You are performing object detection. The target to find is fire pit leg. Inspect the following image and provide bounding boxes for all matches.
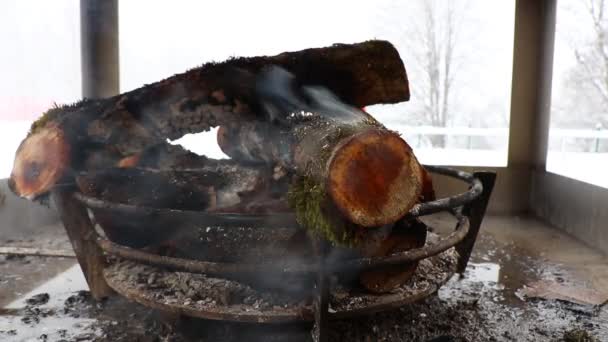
[456,171,496,273]
[312,239,329,342]
[52,188,113,300]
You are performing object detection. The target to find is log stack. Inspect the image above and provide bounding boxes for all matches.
[9,40,434,293]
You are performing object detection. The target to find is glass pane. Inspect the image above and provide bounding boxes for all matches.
[120,0,514,166]
[0,1,81,178]
[548,1,608,187]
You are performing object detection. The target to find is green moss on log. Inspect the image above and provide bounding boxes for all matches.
[29,100,90,136]
[29,108,57,136]
[287,118,388,245]
[287,175,361,246]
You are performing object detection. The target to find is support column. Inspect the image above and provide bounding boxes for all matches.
[508,0,556,171]
[431,1,556,215]
[80,0,119,98]
[527,1,608,254]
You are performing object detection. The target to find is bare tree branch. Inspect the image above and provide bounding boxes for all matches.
[559,0,608,128]
[416,0,461,146]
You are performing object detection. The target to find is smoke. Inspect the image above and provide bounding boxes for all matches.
[255,66,368,126]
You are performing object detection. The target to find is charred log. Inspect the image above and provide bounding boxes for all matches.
[10,40,409,199]
[76,162,283,212]
[76,163,289,248]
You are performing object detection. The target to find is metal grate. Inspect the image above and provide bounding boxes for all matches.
[73,166,496,341]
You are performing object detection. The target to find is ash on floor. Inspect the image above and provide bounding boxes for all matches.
[1,216,607,341]
[102,240,457,319]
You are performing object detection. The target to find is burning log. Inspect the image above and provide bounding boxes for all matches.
[7,37,443,299]
[213,65,430,245]
[10,37,429,282]
[217,66,426,246]
[10,40,409,200]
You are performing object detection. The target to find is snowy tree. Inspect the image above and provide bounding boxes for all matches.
[554,0,608,129]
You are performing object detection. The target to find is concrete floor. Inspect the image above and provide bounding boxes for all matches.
[427,214,608,299]
[0,215,607,341]
[0,223,74,308]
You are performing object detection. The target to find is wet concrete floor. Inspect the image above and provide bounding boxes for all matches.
[0,215,607,341]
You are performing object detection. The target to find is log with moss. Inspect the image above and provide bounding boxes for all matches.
[212,66,427,246]
[215,69,436,246]
[9,40,409,200]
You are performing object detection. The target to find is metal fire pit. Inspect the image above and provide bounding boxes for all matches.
[66,166,495,342]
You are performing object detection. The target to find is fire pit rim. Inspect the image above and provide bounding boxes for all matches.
[95,213,466,276]
[73,165,482,223]
[79,166,479,277]
[101,244,459,323]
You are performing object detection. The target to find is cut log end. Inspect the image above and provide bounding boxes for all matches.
[327,129,422,227]
[9,125,70,199]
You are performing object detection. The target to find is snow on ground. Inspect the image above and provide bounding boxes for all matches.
[547,151,608,188]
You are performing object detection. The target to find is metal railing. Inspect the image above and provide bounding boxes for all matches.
[391,125,608,152]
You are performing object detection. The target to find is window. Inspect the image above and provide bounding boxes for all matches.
[0,1,81,177]
[120,0,515,166]
[548,1,608,188]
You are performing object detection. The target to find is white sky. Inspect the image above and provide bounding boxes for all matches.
[119,0,372,92]
[0,1,81,120]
